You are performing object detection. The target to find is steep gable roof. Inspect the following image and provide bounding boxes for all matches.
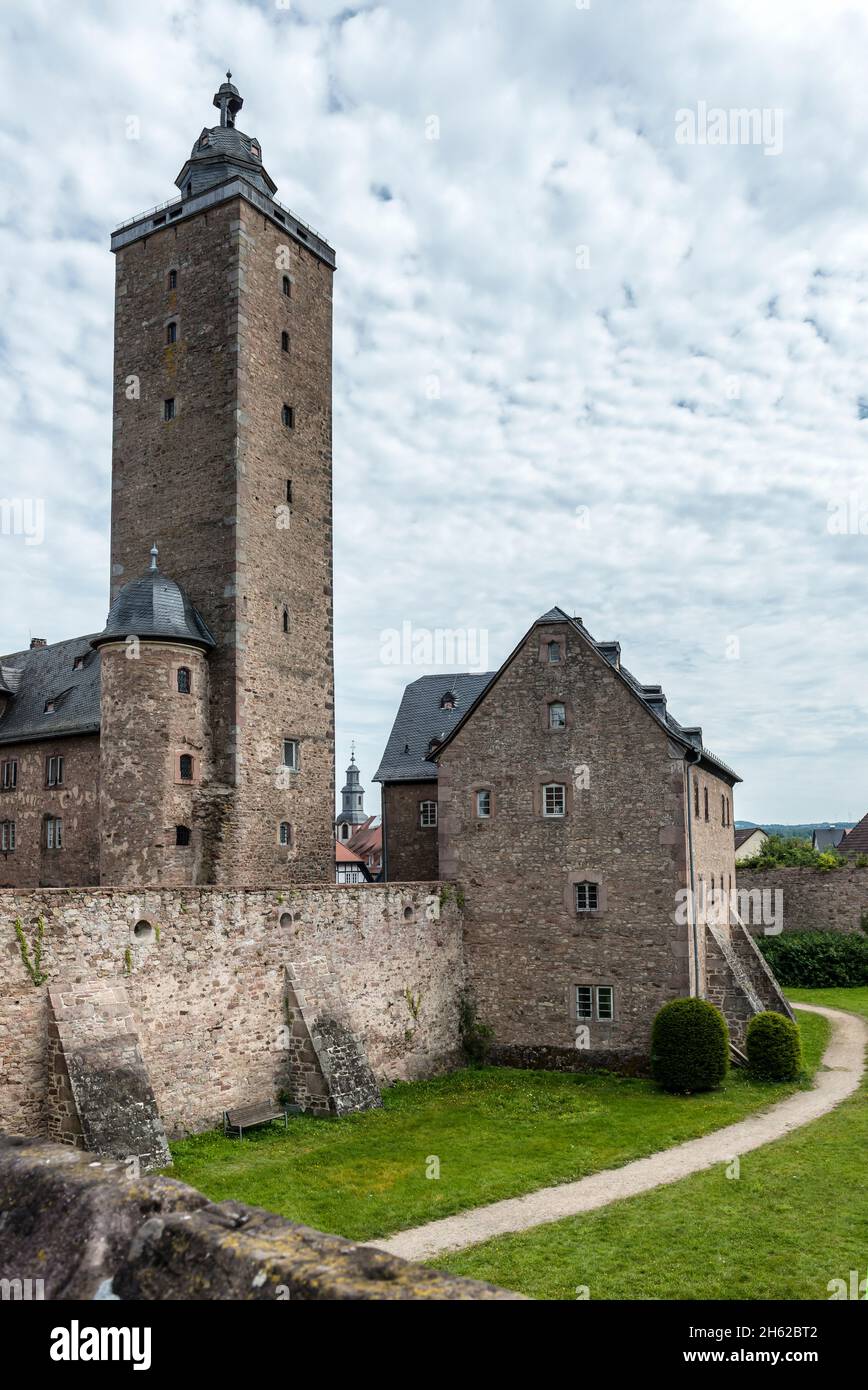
[0,636,101,747]
[837,814,868,853]
[384,607,740,785]
[374,671,497,783]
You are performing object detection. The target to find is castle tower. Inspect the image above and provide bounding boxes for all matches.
[92,547,215,885]
[335,746,367,842]
[108,77,336,883]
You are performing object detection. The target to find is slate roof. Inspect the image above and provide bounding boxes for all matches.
[93,569,215,650]
[375,607,741,786]
[374,672,497,782]
[812,827,846,852]
[0,637,101,747]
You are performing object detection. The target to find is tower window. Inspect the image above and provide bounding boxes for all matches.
[175,825,191,847]
[281,404,294,429]
[282,275,291,297]
[1,760,18,791]
[704,786,709,822]
[179,754,194,782]
[44,816,63,850]
[1,820,15,853]
[164,398,176,422]
[548,701,566,729]
[420,801,437,828]
[282,608,289,634]
[166,322,177,344]
[281,330,290,353]
[168,269,177,290]
[476,789,491,818]
[543,783,566,818]
[279,822,293,848]
[286,480,293,505]
[574,881,599,913]
[694,776,699,816]
[283,739,299,771]
[46,755,64,787]
[177,667,191,694]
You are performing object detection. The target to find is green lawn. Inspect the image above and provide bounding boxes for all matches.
[436,997,866,1299]
[169,1009,827,1243]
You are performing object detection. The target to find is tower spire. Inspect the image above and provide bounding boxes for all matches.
[213,71,243,128]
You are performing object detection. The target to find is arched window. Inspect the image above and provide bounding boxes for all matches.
[281,330,289,352]
[282,275,291,297]
[340,824,350,841]
[176,826,191,846]
[168,269,177,290]
[281,403,294,429]
[177,667,191,694]
[179,754,194,782]
[166,322,177,344]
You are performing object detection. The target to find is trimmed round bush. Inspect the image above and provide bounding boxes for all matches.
[651,998,729,1094]
[756,931,868,988]
[746,1011,802,1082]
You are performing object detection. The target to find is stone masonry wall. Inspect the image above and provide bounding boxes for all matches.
[738,866,868,936]
[0,883,463,1141]
[0,734,100,889]
[438,617,694,1066]
[383,780,440,881]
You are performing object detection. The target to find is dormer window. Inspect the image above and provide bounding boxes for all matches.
[73,654,86,671]
[250,141,261,160]
[44,699,56,715]
[440,692,456,710]
[198,132,210,149]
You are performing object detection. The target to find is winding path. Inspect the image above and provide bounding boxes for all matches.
[368,1004,866,1263]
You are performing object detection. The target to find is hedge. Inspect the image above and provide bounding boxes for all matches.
[746,1011,802,1082]
[755,931,868,988]
[651,997,729,1094]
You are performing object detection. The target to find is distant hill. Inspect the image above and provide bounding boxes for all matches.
[735,822,856,840]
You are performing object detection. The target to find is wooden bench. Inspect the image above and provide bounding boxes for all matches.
[223,1101,301,1139]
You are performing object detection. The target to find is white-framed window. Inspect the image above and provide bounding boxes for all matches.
[46,754,64,787]
[476,789,491,818]
[548,701,566,729]
[420,801,437,828]
[1,821,16,852]
[548,640,561,664]
[45,816,63,850]
[283,739,299,771]
[1,760,18,791]
[574,881,599,913]
[543,783,566,818]
[576,985,614,1021]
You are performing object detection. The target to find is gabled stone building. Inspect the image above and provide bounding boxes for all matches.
[377,607,789,1056]
[0,77,336,887]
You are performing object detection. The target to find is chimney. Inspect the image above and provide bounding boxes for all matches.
[29,638,47,649]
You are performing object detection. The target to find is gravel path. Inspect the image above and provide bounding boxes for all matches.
[368,1004,866,1263]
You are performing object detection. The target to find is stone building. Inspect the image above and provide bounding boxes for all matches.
[377,607,789,1056]
[0,77,336,887]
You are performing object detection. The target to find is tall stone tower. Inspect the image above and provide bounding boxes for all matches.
[108,76,336,884]
[334,746,367,842]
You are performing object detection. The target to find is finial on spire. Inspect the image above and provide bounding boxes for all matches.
[150,544,159,571]
[350,739,356,764]
[213,71,243,128]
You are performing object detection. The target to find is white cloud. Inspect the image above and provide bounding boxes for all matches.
[1,0,867,822]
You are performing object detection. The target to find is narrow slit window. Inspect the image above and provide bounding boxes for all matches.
[168,269,177,290]
[281,403,294,429]
[166,322,177,344]
[164,398,176,422]
[175,825,191,846]
[281,330,290,352]
[177,667,191,694]
[279,822,293,847]
[282,275,291,297]
[282,608,289,634]
[283,739,299,771]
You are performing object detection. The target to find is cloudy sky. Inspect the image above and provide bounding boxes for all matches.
[2,0,867,823]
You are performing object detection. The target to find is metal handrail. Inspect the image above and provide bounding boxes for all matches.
[112,185,324,243]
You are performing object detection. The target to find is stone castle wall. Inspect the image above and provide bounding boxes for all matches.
[0,883,463,1141]
[738,866,868,936]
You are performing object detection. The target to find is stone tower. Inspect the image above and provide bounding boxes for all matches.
[108,76,336,884]
[335,746,367,842]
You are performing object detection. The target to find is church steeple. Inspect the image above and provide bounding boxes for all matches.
[213,72,243,128]
[335,745,368,839]
[175,72,276,202]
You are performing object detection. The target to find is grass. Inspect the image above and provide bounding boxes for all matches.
[168,1009,827,1244]
[436,998,866,1299]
